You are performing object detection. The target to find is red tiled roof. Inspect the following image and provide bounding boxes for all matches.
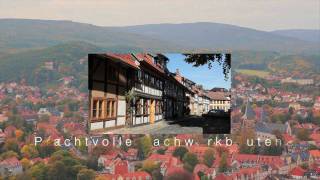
[282,133,294,143]
[290,166,306,176]
[309,150,320,158]
[207,91,229,100]
[122,171,151,179]
[104,53,139,69]
[135,53,165,74]
[166,167,187,177]
[235,154,284,167]
[0,157,20,167]
[310,133,320,142]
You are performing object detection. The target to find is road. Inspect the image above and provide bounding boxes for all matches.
[104,116,230,134]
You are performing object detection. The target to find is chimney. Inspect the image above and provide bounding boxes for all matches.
[176,69,180,76]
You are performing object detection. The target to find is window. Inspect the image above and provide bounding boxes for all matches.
[92,99,104,119]
[136,99,142,115]
[92,100,97,118]
[150,76,155,87]
[98,100,103,117]
[155,101,159,114]
[143,99,149,115]
[144,73,149,85]
[136,70,142,82]
[106,99,116,118]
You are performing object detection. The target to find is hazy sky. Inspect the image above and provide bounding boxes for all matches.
[0,0,319,31]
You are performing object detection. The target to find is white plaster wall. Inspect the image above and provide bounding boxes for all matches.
[105,120,116,128]
[90,122,104,130]
[117,117,126,126]
[118,100,126,116]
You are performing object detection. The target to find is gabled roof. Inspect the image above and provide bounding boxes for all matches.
[0,157,21,167]
[103,53,140,69]
[134,53,165,74]
[207,91,229,101]
[290,166,306,177]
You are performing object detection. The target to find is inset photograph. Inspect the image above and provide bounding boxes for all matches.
[88,53,231,134]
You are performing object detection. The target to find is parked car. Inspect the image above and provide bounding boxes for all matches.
[202,109,229,118]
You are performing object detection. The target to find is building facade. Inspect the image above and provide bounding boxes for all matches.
[207,90,231,112]
[88,53,187,131]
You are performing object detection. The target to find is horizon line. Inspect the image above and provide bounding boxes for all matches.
[1,18,319,32]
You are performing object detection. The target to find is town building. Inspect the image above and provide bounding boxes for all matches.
[281,77,314,85]
[0,157,23,177]
[207,90,231,112]
[88,53,188,131]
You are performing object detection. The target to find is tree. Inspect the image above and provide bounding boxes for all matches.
[27,162,48,180]
[15,129,24,140]
[219,152,228,173]
[237,129,257,154]
[203,148,215,167]
[77,168,96,180]
[262,141,283,156]
[157,148,166,155]
[165,169,193,180]
[37,140,57,158]
[152,168,163,180]
[141,160,159,174]
[182,152,198,172]
[47,161,68,180]
[21,144,39,159]
[0,150,19,160]
[184,54,231,79]
[137,136,152,159]
[173,146,188,160]
[3,138,20,154]
[296,129,311,141]
[21,158,31,171]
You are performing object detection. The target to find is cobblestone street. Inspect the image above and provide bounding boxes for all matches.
[103,116,230,134]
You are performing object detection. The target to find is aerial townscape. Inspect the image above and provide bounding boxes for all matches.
[0,50,319,180]
[0,14,320,180]
[89,53,231,134]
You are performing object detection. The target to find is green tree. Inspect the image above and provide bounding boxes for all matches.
[183,54,231,79]
[0,150,19,160]
[141,160,159,174]
[219,153,228,173]
[28,162,48,180]
[296,129,311,141]
[3,138,20,154]
[77,168,96,180]
[173,146,188,160]
[157,148,166,155]
[165,169,193,180]
[203,148,215,167]
[182,152,198,172]
[152,168,163,180]
[47,161,68,180]
[137,136,152,159]
[21,144,39,159]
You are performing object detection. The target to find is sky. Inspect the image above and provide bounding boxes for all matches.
[165,54,231,90]
[0,0,319,31]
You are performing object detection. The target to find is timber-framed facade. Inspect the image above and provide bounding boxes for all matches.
[88,53,188,131]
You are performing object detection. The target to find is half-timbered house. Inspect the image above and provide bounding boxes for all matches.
[88,53,168,131]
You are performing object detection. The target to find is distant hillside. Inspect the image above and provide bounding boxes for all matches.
[271,29,320,43]
[0,19,319,55]
[0,19,184,55]
[112,22,319,54]
[0,41,103,85]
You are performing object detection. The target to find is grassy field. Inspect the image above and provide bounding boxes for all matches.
[236,69,270,78]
